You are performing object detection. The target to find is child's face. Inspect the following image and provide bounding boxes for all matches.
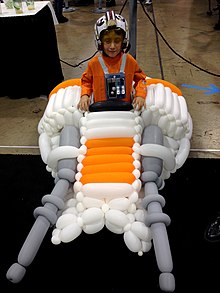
[102,30,124,58]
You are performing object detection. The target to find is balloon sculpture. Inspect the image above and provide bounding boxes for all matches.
[6,78,193,292]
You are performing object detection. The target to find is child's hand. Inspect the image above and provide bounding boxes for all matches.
[77,95,90,112]
[133,96,145,111]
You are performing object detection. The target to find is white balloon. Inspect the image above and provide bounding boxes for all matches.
[126,213,135,224]
[75,172,82,181]
[167,120,177,138]
[60,223,82,243]
[172,92,181,121]
[83,220,105,234]
[56,213,77,229]
[177,95,188,126]
[81,207,104,225]
[129,191,139,203]
[77,154,85,163]
[163,135,179,151]
[45,93,56,118]
[75,191,84,202]
[53,88,65,112]
[81,183,134,200]
[132,169,140,179]
[83,197,104,208]
[83,118,137,129]
[151,111,160,126]
[105,220,124,234]
[127,203,136,214]
[62,207,77,215]
[66,198,77,208]
[173,125,185,140]
[134,209,146,222]
[63,86,77,109]
[186,113,193,139]
[72,109,83,129]
[133,160,141,170]
[124,230,142,253]
[175,137,190,169]
[101,203,110,213]
[164,86,173,114]
[131,222,152,242]
[141,109,153,126]
[146,84,155,108]
[47,146,80,171]
[51,235,61,245]
[83,127,136,139]
[105,209,130,228]
[73,181,83,193]
[154,83,166,110]
[76,202,85,213]
[158,115,170,134]
[86,111,135,120]
[131,179,142,192]
[80,126,87,136]
[140,144,176,171]
[108,197,130,211]
[63,110,74,126]
[52,227,60,237]
[38,132,51,164]
[141,240,152,253]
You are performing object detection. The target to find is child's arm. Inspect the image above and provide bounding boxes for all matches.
[132,96,145,111]
[133,79,147,110]
[78,62,94,111]
[77,95,90,112]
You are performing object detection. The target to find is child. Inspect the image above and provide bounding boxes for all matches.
[78,10,147,112]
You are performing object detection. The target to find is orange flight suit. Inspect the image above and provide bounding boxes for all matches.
[81,52,147,103]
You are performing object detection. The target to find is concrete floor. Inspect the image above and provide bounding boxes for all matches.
[0,0,220,158]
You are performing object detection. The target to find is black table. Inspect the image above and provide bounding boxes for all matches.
[0,3,64,98]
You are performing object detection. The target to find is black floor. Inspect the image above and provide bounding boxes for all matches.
[0,155,219,292]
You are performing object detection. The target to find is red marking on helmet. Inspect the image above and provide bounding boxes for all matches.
[106,10,115,21]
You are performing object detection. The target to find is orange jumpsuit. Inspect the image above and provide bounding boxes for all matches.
[81,52,147,103]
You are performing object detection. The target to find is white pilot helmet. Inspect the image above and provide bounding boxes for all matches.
[94,10,129,51]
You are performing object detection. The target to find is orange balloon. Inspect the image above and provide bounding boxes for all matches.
[85,138,134,149]
[86,146,133,156]
[80,172,135,184]
[81,162,135,175]
[82,154,134,166]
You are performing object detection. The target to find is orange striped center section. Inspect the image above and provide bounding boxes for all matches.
[80,137,136,184]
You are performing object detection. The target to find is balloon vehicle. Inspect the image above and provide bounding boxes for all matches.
[6,77,193,292]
